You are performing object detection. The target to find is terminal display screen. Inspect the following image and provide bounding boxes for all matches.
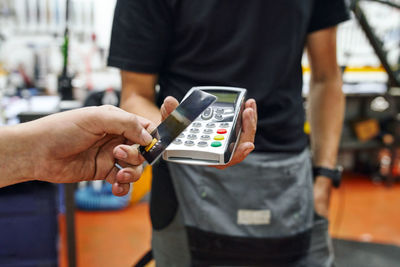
[209,92,238,103]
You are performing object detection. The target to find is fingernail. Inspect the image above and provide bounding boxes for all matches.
[142,129,153,144]
[115,147,128,159]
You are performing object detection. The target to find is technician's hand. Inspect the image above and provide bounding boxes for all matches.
[26,105,154,196]
[313,176,333,219]
[160,96,257,169]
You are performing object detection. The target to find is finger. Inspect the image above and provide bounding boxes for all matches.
[105,164,132,196]
[245,98,257,122]
[239,107,257,143]
[96,105,154,146]
[105,165,119,185]
[115,165,144,184]
[232,141,255,162]
[113,144,145,166]
[136,115,157,134]
[228,100,257,158]
[245,99,257,132]
[112,182,131,197]
[160,96,179,121]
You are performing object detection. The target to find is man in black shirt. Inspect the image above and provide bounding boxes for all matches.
[109,0,349,266]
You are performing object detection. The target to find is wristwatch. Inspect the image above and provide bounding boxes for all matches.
[312,166,343,188]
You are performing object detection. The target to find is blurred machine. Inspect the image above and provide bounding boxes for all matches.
[341,0,400,185]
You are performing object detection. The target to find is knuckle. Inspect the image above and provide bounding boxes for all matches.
[127,151,140,164]
[100,104,117,112]
[128,114,139,126]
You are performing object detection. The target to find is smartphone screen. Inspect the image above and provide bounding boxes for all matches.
[139,90,217,165]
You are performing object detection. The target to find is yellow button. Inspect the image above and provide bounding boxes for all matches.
[145,138,158,152]
[214,135,225,141]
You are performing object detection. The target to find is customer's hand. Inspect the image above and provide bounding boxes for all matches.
[160,96,257,169]
[21,105,154,196]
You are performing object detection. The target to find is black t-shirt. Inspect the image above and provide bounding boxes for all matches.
[108,0,349,153]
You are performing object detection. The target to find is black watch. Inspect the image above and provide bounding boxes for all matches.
[312,166,343,188]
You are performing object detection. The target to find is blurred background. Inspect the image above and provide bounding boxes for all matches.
[0,0,399,266]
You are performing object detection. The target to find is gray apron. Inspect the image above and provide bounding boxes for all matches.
[153,149,314,266]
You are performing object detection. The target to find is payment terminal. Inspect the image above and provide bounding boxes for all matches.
[163,86,247,165]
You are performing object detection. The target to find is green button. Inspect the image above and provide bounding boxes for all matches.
[211,141,222,147]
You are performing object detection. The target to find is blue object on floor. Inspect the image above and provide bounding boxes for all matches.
[75,181,131,211]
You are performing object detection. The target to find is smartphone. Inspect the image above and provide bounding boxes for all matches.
[163,86,247,165]
[138,89,217,165]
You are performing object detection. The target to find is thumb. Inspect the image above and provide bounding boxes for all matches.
[160,96,179,121]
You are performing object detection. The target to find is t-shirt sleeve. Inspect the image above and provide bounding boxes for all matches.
[107,0,172,73]
[308,0,350,33]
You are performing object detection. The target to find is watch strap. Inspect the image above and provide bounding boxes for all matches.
[312,166,342,188]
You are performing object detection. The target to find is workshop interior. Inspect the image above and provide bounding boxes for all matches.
[0,0,400,266]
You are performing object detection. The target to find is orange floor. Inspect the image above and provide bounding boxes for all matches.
[330,174,400,246]
[59,203,152,267]
[60,173,400,267]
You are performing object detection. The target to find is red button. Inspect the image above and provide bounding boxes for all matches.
[217,129,227,134]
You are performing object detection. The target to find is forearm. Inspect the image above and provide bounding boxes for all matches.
[308,70,344,218]
[308,71,345,169]
[120,92,162,125]
[120,71,161,125]
[0,125,37,187]
[306,26,344,217]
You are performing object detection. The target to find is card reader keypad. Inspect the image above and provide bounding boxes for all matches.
[190,128,200,133]
[203,129,213,134]
[184,140,195,146]
[214,114,224,121]
[171,106,234,149]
